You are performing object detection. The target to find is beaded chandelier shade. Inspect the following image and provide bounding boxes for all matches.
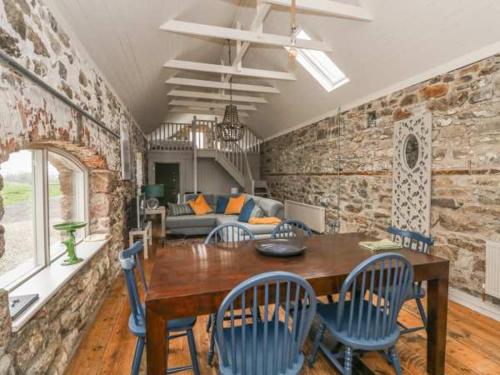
[216,40,245,142]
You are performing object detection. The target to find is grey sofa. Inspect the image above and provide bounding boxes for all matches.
[165,194,284,239]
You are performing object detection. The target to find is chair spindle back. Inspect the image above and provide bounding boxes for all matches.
[386,226,434,254]
[271,219,313,239]
[336,253,414,341]
[119,241,147,327]
[205,223,255,246]
[216,271,317,375]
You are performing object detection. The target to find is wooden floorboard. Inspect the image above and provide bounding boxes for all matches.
[65,240,500,375]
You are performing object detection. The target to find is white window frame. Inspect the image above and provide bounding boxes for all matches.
[0,147,89,291]
[286,29,349,92]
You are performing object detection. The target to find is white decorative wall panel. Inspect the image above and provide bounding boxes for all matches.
[392,112,432,235]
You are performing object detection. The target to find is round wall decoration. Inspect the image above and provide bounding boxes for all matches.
[404,133,419,170]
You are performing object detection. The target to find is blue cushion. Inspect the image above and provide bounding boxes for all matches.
[216,195,229,214]
[238,198,255,223]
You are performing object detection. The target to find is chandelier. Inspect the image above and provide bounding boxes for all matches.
[216,40,245,142]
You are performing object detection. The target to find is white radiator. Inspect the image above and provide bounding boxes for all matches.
[284,200,326,234]
[486,240,500,299]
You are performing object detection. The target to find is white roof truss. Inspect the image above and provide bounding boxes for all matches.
[167,89,268,103]
[164,60,296,80]
[169,100,258,111]
[262,0,373,21]
[161,0,372,120]
[169,107,250,118]
[160,20,332,51]
[165,77,280,94]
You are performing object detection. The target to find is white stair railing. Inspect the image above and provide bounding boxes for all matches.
[148,120,261,153]
[214,140,255,194]
[147,118,260,194]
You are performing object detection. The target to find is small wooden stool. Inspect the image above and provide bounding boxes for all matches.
[129,221,153,259]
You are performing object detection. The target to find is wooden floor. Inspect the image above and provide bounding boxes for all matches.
[65,240,500,375]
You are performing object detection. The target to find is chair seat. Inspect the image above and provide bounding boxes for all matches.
[376,282,425,301]
[128,313,196,337]
[316,301,400,351]
[216,321,304,375]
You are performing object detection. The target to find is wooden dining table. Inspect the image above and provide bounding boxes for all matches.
[145,233,449,375]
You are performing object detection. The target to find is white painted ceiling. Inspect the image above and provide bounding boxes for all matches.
[51,0,500,139]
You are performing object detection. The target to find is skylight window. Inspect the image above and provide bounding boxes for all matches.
[287,30,349,92]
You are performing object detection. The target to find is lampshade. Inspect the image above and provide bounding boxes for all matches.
[143,184,164,198]
[216,104,245,142]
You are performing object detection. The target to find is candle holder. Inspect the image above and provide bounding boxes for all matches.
[53,222,87,266]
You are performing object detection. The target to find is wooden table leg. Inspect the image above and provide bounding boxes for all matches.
[146,304,168,375]
[426,275,449,375]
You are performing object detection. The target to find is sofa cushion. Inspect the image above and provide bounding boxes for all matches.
[215,195,229,214]
[225,195,246,215]
[216,215,278,235]
[252,196,284,218]
[187,194,213,215]
[168,202,193,216]
[238,198,255,223]
[250,204,264,218]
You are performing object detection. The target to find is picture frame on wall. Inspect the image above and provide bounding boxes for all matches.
[120,121,132,180]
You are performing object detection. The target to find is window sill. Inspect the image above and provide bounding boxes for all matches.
[9,237,111,332]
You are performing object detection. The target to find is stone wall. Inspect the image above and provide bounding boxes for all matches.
[261,54,500,303]
[0,0,147,373]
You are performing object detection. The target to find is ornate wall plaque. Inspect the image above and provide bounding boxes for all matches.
[392,112,432,235]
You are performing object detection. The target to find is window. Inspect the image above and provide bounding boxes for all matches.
[0,149,88,290]
[286,29,349,92]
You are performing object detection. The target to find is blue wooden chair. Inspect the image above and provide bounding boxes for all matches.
[309,253,414,375]
[119,241,200,375]
[205,223,256,364]
[386,226,434,333]
[271,219,313,239]
[205,222,256,247]
[215,271,317,375]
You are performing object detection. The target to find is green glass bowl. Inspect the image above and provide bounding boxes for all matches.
[53,222,87,231]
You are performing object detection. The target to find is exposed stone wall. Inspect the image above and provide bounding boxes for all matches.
[262,54,500,303]
[0,0,147,373]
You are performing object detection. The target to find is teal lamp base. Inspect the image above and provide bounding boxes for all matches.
[53,222,87,266]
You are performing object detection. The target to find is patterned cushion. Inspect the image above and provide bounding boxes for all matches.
[250,204,264,219]
[168,202,193,216]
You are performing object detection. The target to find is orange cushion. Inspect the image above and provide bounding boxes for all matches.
[187,194,213,215]
[248,217,282,225]
[225,195,246,215]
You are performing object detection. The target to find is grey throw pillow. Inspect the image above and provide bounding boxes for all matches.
[250,204,264,218]
[168,202,193,216]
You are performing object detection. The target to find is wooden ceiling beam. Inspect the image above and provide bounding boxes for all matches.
[169,100,258,111]
[167,89,267,103]
[223,2,272,83]
[164,60,296,80]
[160,19,332,51]
[262,0,373,21]
[169,107,250,117]
[165,77,280,94]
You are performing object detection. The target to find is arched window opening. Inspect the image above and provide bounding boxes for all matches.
[0,148,88,289]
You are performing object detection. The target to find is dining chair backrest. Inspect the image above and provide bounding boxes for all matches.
[204,223,255,246]
[216,271,317,375]
[271,219,313,239]
[386,226,434,254]
[336,253,413,341]
[119,241,147,327]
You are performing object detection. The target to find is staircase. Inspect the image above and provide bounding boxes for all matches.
[253,180,271,198]
[148,119,263,195]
